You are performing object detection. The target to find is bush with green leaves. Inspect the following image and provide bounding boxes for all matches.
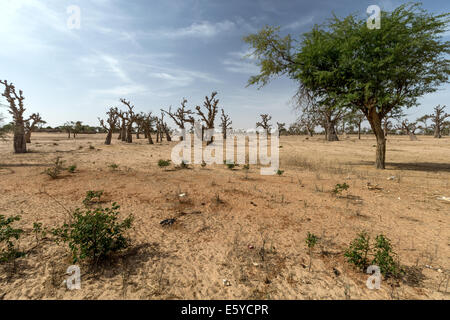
[68,165,77,173]
[52,203,133,263]
[33,222,47,243]
[345,231,402,278]
[108,163,119,171]
[372,235,402,277]
[276,169,284,176]
[344,231,371,271]
[82,190,103,207]
[226,162,235,169]
[158,159,171,167]
[305,232,318,271]
[333,183,349,195]
[0,215,25,263]
[44,157,65,179]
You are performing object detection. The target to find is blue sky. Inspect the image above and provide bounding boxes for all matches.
[0,0,449,129]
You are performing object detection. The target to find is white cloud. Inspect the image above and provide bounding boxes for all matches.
[147,20,236,39]
[223,49,259,74]
[283,16,314,30]
[92,84,148,96]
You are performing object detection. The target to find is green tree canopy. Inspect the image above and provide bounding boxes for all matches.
[244,3,449,168]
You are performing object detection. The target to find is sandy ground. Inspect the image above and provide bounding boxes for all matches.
[0,132,449,300]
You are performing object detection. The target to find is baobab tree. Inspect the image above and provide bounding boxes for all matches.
[116,110,128,141]
[0,80,28,153]
[428,105,449,138]
[0,112,6,140]
[120,99,137,143]
[25,113,45,143]
[297,111,316,137]
[294,93,342,141]
[244,3,450,169]
[346,110,365,140]
[137,112,155,144]
[416,114,432,135]
[276,122,286,137]
[398,119,418,141]
[196,91,219,144]
[256,114,272,136]
[219,109,232,140]
[99,107,119,145]
[161,99,195,141]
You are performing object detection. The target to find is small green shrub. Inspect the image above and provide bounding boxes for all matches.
[82,190,103,207]
[32,222,47,243]
[68,165,77,173]
[345,231,402,278]
[305,232,318,271]
[0,215,25,263]
[44,157,65,179]
[344,231,371,271]
[226,162,235,169]
[305,232,318,249]
[276,169,284,176]
[372,235,402,278]
[158,159,171,167]
[333,183,349,195]
[179,160,189,169]
[108,163,119,171]
[52,203,133,263]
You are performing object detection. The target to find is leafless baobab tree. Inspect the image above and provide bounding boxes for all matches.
[429,105,449,138]
[196,91,219,145]
[99,107,119,145]
[219,109,232,140]
[256,114,272,136]
[0,80,28,153]
[25,113,45,143]
[162,99,195,141]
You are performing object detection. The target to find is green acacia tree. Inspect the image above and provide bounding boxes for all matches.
[244,3,449,169]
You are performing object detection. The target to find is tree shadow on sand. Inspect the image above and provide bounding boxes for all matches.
[355,161,450,173]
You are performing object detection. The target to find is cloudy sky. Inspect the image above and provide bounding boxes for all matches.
[0,0,449,129]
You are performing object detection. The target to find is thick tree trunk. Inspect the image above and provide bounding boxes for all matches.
[25,130,31,143]
[13,122,27,153]
[326,120,339,141]
[434,125,441,138]
[105,131,112,145]
[367,108,386,169]
[164,127,172,142]
[147,131,154,144]
[126,127,133,143]
[121,126,127,142]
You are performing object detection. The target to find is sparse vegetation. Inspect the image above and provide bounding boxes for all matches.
[333,183,349,195]
[345,231,402,278]
[305,232,318,271]
[44,157,65,179]
[158,159,171,167]
[82,190,104,207]
[51,202,133,264]
[0,215,25,263]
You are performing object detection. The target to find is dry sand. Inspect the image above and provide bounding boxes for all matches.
[0,132,449,300]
